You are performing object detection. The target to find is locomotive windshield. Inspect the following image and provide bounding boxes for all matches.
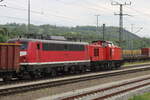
[7,40,28,50]
[20,42,28,50]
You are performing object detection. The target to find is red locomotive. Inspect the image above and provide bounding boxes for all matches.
[0,38,123,80]
[89,40,122,71]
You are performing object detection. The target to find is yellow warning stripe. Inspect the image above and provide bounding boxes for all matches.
[0,43,21,46]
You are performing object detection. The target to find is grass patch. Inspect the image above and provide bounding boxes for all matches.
[129,92,150,100]
[123,61,150,67]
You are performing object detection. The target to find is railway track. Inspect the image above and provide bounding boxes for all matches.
[51,75,150,100]
[0,64,150,96]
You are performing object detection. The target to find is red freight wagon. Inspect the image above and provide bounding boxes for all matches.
[141,48,150,57]
[0,43,20,80]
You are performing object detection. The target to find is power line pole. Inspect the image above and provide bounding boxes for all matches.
[102,24,105,41]
[130,24,134,50]
[95,15,100,40]
[28,0,30,34]
[0,0,5,7]
[131,24,134,33]
[95,14,100,32]
[95,15,100,29]
[111,1,131,47]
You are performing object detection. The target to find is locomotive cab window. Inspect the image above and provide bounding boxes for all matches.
[37,44,40,50]
[20,42,28,50]
[7,40,28,50]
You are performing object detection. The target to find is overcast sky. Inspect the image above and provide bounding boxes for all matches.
[0,0,149,37]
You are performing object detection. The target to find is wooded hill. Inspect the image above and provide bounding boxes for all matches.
[0,23,149,49]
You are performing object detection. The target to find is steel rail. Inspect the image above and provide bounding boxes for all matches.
[62,77,150,100]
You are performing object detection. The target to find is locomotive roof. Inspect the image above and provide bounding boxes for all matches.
[8,38,89,45]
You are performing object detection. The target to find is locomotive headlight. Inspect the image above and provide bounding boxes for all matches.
[20,51,27,62]
[22,56,26,62]
[20,51,27,56]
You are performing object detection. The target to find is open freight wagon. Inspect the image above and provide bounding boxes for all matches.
[141,48,150,57]
[0,43,20,81]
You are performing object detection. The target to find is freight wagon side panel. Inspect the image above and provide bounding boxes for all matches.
[13,46,20,71]
[0,44,20,72]
[141,48,150,57]
[0,46,7,70]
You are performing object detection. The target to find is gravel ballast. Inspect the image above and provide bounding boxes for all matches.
[1,70,150,100]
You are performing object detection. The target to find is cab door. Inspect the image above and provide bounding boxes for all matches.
[36,42,41,62]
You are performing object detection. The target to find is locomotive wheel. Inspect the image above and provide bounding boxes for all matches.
[69,66,76,74]
[35,69,42,78]
[105,63,111,70]
[3,74,12,81]
[115,63,121,69]
[51,69,57,77]
[81,66,86,73]
[107,63,113,70]
[91,65,97,72]
[100,64,105,70]
[75,66,82,74]
[32,69,43,79]
[93,66,100,72]
[103,63,107,70]
[3,78,11,82]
